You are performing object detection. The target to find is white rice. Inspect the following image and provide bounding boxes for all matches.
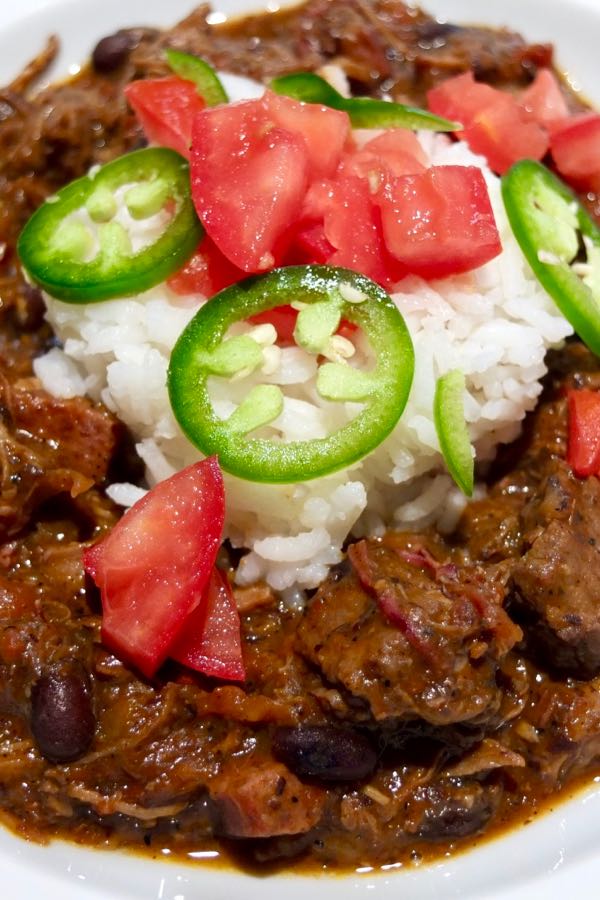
[33,112,573,592]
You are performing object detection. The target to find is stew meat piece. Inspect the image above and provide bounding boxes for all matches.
[1,0,600,875]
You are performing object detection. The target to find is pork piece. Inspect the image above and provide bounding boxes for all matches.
[196,0,554,106]
[0,377,122,537]
[297,538,521,727]
[208,758,326,838]
[499,665,600,788]
[511,463,600,679]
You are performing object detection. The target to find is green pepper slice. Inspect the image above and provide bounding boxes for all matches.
[270,72,460,132]
[168,265,414,483]
[502,159,600,357]
[165,49,229,106]
[18,147,203,303]
[434,369,474,497]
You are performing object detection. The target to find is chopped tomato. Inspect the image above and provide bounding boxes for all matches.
[550,113,600,192]
[427,72,548,174]
[170,568,245,681]
[191,97,309,272]
[567,389,600,477]
[168,235,245,297]
[376,165,502,280]
[463,100,548,175]
[124,76,206,159]
[263,91,350,180]
[427,73,501,127]
[340,129,427,184]
[83,458,225,679]
[285,220,335,265]
[305,175,404,287]
[519,69,569,128]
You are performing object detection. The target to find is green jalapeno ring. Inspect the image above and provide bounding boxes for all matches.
[502,159,600,357]
[165,49,229,106]
[168,265,415,484]
[18,147,203,303]
[270,72,460,132]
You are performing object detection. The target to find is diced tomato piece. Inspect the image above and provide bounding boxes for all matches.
[550,113,600,192]
[340,129,427,184]
[168,235,245,297]
[170,568,245,681]
[376,165,502,280]
[463,99,548,175]
[124,76,205,158]
[191,97,309,272]
[263,91,350,180]
[427,73,501,127]
[285,220,335,265]
[306,175,403,287]
[427,71,548,174]
[83,458,225,679]
[519,69,569,128]
[567,389,600,477]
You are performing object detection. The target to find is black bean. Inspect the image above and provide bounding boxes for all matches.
[30,663,95,764]
[91,31,135,74]
[272,725,377,782]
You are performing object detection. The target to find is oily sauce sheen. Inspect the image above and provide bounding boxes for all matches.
[1,0,600,875]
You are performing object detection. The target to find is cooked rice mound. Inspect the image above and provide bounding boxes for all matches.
[34,134,573,591]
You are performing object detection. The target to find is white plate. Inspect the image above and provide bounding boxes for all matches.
[2,0,600,896]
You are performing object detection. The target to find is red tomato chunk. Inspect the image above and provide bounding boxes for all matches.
[567,389,600,478]
[427,72,548,175]
[83,458,226,679]
[190,91,349,272]
[550,114,600,194]
[376,165,502,280]
[519,68,569,128]
[170,568,245,682]
[168,235,246,297]
[124,76,206,159]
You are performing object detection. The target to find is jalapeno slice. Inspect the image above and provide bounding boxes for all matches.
[18,147,203,303]
[168,265,414,483]
[165,49,229,106]
[270,72,460,132]
[434,369,474,497]
[502,159,600,357]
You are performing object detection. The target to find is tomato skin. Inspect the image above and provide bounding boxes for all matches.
[519,69,569,128]
[376,165,502,280]
[170,568,245,681]
[191,97,309,272]
[124,76,205,159]
[567,389,600,477]
[83,458,225,679]
[550,114,600,192]
[167,235,245,297]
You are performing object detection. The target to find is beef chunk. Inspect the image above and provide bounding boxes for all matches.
[209,758,326,838]
[298,538,521,727]
[512,464,600,679]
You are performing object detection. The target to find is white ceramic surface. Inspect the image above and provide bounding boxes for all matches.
[2,0,600,896]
